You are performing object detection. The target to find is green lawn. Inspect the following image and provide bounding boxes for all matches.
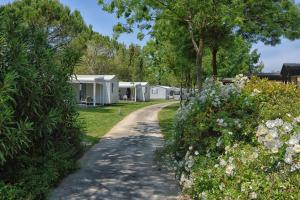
[78,100,170,144]
[158,103,180,139]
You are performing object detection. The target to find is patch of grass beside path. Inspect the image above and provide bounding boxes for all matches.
[78,100,171,145]
[158,103,180,140]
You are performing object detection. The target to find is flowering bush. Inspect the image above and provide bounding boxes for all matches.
[167,75,300,199]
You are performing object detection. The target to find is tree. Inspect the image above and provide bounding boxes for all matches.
[76,33,114,74]
[0,0,87,198]
[98,0,300,88]
[203,36,264,77]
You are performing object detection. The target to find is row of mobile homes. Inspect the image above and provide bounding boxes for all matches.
[70,75,119,106]
[119,82,150,102]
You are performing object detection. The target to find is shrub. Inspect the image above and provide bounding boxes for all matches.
[0,1,86,199]
[167,75,300,199]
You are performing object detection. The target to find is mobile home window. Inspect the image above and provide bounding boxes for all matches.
[152,88,158,94]
[111,83,114,92]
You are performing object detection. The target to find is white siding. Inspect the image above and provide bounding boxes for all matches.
[150,86,169,100]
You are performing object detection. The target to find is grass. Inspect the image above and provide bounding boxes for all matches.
[158,103,180,139]
[78,100,170,144]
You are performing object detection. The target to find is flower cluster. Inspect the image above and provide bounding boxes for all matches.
[169,76,300,199]
[285,133,300,171]
[216,118,228,127]
[198,74,248,108]
[233,74,249,88]
[175,99,195,122]
[256,116,300,171]
[250,88,262,97]
[174,146,198,189]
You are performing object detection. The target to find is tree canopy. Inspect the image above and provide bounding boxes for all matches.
[99,0,300,88]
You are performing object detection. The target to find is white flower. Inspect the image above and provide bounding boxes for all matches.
[225,164,235,176]
[293,145,300,153]
[250,152,259,160]
[189,146,193,151]
[220,159,227,166]
[234,119,242,128]
[225,146,230,152]
[290,163,300,172]
[287,134,300,146]
[293,116,300,123]
[256,125,268,137]
[180,173,193,188]
[284,154,293,164]
[282,122,293,133]
[274,118,283,127]
[269,128,279,138]
[265,133,275,142]
[253,89,261,94]
[217,118,227,127]
[249,192,258,199]
[199,191,207,200]
[219,182,225,191]
[194,151,199,156]
[251,88,261,96]
[206,152,211,158]
[265,119,283,128]
[271,147,279,153]
[216,137,222,147]
[228,131,233,135]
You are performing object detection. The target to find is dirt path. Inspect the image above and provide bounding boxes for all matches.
[49,102,181,200]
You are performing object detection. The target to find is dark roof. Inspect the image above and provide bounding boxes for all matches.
[257,73,282,81]
[281,63,300,76]
[220,78,234,84]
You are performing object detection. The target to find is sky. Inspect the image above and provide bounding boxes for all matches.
[1,0,300,72]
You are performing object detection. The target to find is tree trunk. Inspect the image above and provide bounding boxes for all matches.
[196,35,205,90]
[211,47,218,77]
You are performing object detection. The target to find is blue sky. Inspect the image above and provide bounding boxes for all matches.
[1,0,300,72]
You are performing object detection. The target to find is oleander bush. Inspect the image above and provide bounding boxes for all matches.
[166,76,300,199]
[0,1,86,199]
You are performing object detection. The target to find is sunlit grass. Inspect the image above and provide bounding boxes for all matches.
[158,103,180,140]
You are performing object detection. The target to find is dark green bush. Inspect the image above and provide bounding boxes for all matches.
[0,0,87,199]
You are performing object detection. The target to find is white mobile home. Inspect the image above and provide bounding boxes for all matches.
[119,82,150,102]
[70,75,119,106]
[172,87,188,100]
[150,86,172,100]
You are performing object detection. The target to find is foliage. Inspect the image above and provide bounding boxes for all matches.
[98,0,300,88]
[205,37,264,77]
[75,31,147,82]
[0,0,86,199]
[164,76,300,199]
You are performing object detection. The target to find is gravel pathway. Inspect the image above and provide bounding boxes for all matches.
[49,103,181,200]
